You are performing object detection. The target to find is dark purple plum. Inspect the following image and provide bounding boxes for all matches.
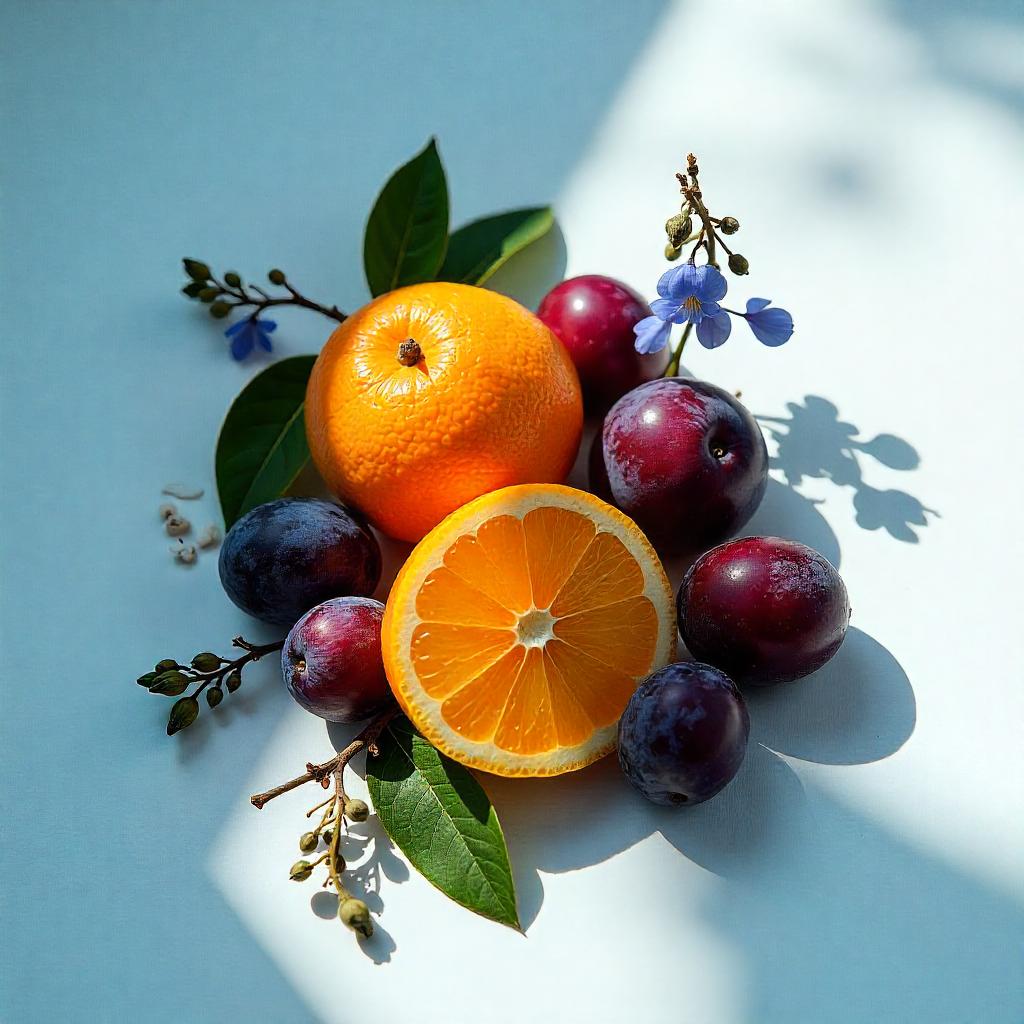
[536,275,668,410]
[219,498,381,627]
[590,377,768,555]
[282,597,393,723]
[678,536,850,686]
[618,661,749,806]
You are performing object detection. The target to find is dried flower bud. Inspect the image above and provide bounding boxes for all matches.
[155,659,178,673]
[171,543,198,566]
[150,670,189,696]
[664,213,692,247]
[192,652,222,672]
[330,850,346,873]
[158,503,177,521]
[321,829,334,848]
[728,253,749,275]
[197,524,222,550]
[299,832,318,854]
[223,271,241,288]
[719,216,740,235]
[664,243,682,262]
[268,268,286,286]
[206,686,224,709]
[198,287,220,303]
[338,898,372,938]
[290,860,314,882]
[137,671,158,687]
[225,669,242,693]
[165,515,191,538]
[167,696,200,735]
[183,259,211,282]
[209,301,231,319]
[344,798,369,823]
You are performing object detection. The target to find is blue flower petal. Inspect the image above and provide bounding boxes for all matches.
[633,315,672,354]
[225,319,250,337]
[230,329,255,361]
[650,296,683,322]
[745,297,771,314]
[744,305,794,347]
[694,264,728,302]
[696,309,733,349]
[656,263,689,299]
[256,329,274,352]
[259,319,278,334]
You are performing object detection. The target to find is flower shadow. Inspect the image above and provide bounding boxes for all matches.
[757,395,938,543]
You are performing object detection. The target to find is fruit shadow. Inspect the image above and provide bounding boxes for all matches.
[484,625,915,930]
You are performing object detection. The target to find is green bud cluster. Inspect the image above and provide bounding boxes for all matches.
[137,640,269,737]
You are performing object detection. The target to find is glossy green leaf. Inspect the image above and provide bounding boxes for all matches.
[215,355,317,529]
[439,207,554,285]
[363,138,449,297]
[366,717,520,929]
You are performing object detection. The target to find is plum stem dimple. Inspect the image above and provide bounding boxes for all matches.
[397,339,422,366]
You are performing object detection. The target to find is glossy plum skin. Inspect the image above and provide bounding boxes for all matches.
[678,536,851,686]
[282,597,394,723]
[219,498,381,627]
[537,275,668,410]
[590,377,768,555]
[618,661,750,806]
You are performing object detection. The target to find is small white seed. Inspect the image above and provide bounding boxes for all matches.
[197,524,222,549]
[171,542,198,565]
[165,515,191,537]
[158,502,177,521]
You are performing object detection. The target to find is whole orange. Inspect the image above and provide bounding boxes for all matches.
[305,282,583,542]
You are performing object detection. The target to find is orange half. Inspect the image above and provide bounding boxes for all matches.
[381,484,676,776]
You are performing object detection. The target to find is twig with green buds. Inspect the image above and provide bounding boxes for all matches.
[251,707,398,940]
[180,259,347,324]
[136,636,284,735]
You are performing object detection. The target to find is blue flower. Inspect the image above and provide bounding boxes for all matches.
[633,315,672,355]
[224,317,277,360]
[632,262,794,354]
[740,298,793,347]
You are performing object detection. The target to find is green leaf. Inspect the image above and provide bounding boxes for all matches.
[215,355,317,530]
[366,717,520,929]
[439,207,554,286]
[363,138,449,297]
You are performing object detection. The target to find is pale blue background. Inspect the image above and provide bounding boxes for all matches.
[0,2,664,1019]
[2,2,1023,1023]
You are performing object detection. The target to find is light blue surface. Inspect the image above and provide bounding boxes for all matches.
[0,2,664,1020]
[3,3,1023,1023]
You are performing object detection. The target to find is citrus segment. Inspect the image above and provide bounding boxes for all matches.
[415,567,516,627]
[554,596,660,675]
[440,647,526,740]
[521,506,596,608]
[382,484,675,776]
[410,623,514,700]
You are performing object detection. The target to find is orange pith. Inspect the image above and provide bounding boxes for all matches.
[382,485,676,777]
[304,282,583,542]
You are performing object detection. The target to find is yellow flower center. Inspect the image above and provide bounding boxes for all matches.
[684,295,702,315]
